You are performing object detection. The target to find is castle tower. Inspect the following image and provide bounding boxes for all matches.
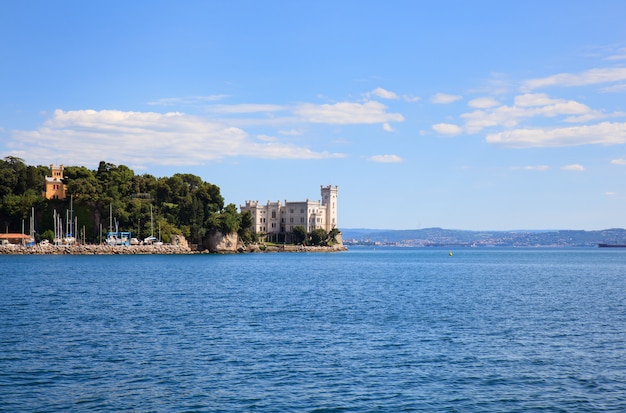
[44,164,67,200]
[320,185,338,231]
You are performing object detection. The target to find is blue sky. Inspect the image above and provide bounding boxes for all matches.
[2,1,626,230]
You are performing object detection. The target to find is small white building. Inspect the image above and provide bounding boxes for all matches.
[240,185,338,234]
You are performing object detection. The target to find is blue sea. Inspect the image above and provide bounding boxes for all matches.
[1,247,625,412]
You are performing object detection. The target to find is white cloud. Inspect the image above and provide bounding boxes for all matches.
[468,97,499,109]
[279,129,303,136]
[383,123,395,132]
[460,94,598,134]
[512,165,550,171]
[601,83,626,93]
[368,154,403,163]
[561,164,585,171]
[611,158,626,165]
[295,101,404,124]
[403,95,421,102]
[514,93,561,107]
[369,87,399,100]
[366,88,419,102]
[485,122,626,148]
[8,109,345,167]
[605,191,617,196]
[432,123,463,135]
[256,134,278,142]
[514,94,592,118]
[605,49,626,60]
[522,67,626,91]
[431,93,462,104]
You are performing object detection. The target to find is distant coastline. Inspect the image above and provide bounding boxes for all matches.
[341,227,626,248]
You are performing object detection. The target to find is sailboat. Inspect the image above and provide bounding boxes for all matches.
[106,204,131,246]
[144,205,162,245]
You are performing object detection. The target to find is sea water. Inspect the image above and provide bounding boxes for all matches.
[1,247,625,412]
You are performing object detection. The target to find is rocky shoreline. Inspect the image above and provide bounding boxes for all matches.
[0,243,348,255]
[0,244,194,255]
[244,243,348,253]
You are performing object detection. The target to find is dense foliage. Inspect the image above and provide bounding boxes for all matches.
[291,226,340,246]
[0,157,252,245]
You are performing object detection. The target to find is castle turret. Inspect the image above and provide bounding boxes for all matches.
[321,185,338,231]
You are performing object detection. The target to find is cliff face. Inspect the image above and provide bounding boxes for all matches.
[204,230,347,253]
[205,230,240,253]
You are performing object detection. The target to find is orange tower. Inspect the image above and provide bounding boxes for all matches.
[43,164,67,200]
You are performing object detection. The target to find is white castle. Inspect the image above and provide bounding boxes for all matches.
[240,185,338,234]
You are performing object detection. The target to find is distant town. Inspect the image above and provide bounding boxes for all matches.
[341,227,626,248]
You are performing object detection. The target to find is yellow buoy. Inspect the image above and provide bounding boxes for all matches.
[449,251,453,257]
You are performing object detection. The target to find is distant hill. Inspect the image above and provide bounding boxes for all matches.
[341,227,626,247]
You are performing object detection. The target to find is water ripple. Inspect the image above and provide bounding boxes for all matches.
[1,250,626,412]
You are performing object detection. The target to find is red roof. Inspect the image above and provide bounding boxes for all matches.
[0,233,32,239]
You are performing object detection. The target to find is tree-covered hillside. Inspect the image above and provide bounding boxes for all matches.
[0,157,252,245]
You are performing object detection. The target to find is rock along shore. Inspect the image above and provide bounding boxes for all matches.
[0,243,348,255]
[0,244,194,255]
[244,243,348,253]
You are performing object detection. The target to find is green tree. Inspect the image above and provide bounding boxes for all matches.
[155,216,181,243]
[41,229,55,243]
[292,225,308,245]
[130,174,158,197]
[0,167,17,198]
[25,165,47,194]
[0,190,44,231]
[65,166,100,204]
[210,203,241,235]
[3,156,27,194]
[237,210,255,243]
[329,228,341,244]
[310,228,328,246]
[0,159,229,245]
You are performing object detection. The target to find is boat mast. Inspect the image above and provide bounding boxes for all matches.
[150,204,154,238]
[69,194,73,238]
[30,207,35,243]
